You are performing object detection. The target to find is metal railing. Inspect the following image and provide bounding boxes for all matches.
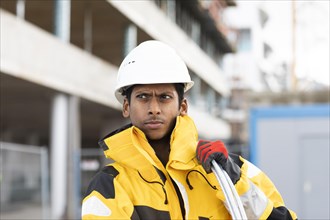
[0,142,49,220]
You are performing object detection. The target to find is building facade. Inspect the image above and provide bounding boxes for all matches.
[0,1,235,219]
[221,1,329,152]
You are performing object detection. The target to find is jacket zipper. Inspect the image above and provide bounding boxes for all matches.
[138,171,168,205]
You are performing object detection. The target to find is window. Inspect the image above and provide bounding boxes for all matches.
[237,29,251,52]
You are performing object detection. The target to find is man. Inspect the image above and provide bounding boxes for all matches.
[82,40,297,219]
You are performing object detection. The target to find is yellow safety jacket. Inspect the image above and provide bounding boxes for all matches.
[82,115,297,220]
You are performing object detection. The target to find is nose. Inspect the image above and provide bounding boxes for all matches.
[148,97,161,115]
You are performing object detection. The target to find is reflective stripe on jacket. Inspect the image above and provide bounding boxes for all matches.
[82,115,297,220]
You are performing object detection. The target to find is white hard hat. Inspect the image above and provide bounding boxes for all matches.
[115,40,194,103]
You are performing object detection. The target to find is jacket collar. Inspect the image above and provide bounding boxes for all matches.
[168,115,198,170]
[99,115,198,174]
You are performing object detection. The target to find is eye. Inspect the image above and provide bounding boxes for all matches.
[136,93,149,99]
[159,94,172,100]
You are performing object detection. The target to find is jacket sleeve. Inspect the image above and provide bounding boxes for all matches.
[237,157,297,220]
[216,156,297,220]
[81,166,137,220]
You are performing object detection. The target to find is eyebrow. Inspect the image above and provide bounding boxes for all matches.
[133,89,175,95]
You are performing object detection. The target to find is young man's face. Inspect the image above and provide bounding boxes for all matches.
[122,84,187,141]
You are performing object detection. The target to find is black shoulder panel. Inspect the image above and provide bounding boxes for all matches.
[267,206,295,220]
[134,206,170,220]
[102,166,119,177]
[98,140,109,151]
[84,166,119,199]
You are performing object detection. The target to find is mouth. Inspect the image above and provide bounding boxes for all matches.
[144,120,164,129]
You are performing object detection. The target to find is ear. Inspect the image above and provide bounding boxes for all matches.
[179,98,188,116]
[122,98,130,118]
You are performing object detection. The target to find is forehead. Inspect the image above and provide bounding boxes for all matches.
[132,83,177,93]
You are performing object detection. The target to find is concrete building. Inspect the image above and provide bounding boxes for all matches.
[220,2,330,218]
[220,1,329,151]
[0,0,235,219]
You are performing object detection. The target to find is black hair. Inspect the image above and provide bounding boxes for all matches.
[174,83,185,104]
[122,83,185,106]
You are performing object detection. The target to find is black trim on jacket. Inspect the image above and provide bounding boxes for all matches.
[132,206,171,220]
[84,166,119,199]
[98,123,133,150]
[268,206,296,220]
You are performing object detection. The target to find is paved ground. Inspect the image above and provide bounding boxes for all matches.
[0,203,46,220]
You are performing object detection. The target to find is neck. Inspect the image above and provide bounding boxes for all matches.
[148,135,171,167]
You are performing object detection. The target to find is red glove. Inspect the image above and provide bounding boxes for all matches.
[197,140,228,173]
[196,140,240,184]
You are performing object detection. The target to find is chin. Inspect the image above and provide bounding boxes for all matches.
[146,132,171,143]
[146,135,164,141]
